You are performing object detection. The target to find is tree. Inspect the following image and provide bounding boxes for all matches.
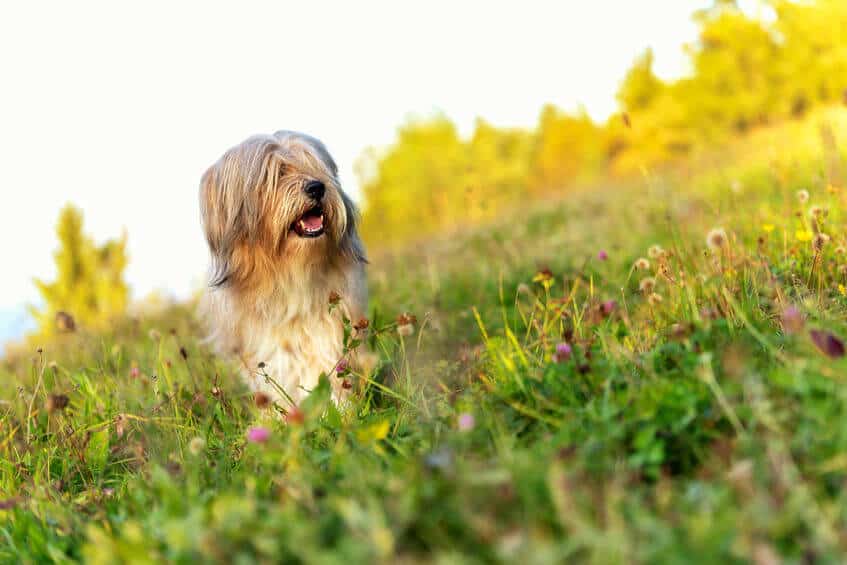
[30,205,129,336]
[617,49,664,114]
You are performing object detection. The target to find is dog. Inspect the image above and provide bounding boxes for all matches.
[199,131,367,407]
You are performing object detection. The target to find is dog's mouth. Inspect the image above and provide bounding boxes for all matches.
[292,205,325,238]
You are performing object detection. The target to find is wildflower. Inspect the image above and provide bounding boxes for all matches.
[188,436,206,456]
[813,233,830,251]
[129,366,140,378]
[342,379,353,390]
[597,250,608,261]
[647,245,665,260]
[253,391,271,409]
[639,277,656,294]
[809,205,827,219]
[457,413,475,432]
[552,342,572,363]
[781,305,804,334]
[533,268,553,282]
[246,426,271,443]
[285,408,305,425]
[335,359,348,374]
[397,313,417,337]
[45,393,69,414]
[634,258,650,271]
[516,283,531,295]
[328,290,341,305]
[353,318,370,331]
[795,229,813,243]
[148,328,161,340]
[706,228,728,251]
[797,189,809,204]
[839,284,846,297]
[601,300,617,316]
[810,329,845,359]
[647,293,663,306]
[836,246,846,255]
[827,184,840,194]
[762,223,775,233]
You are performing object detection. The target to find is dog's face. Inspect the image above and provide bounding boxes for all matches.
[200,131,360,289]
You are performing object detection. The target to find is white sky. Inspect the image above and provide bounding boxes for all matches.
[0,0,712,333]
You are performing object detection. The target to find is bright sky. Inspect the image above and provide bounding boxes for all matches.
[0,0,712,337]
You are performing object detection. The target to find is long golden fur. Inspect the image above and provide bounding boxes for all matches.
[199,131,367,406]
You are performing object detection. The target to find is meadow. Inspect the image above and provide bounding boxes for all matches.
[2,104,847,563]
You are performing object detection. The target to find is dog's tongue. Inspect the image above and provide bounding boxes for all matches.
[301,214,323,231]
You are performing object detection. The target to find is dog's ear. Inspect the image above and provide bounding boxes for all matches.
[338,189,368,264]
[200,163,235,287]
[200,138,284,288]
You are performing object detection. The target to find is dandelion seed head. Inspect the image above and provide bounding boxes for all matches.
[188,436,206,456]
[813,233,830,251]
[797,189,810,204]
[639,277,657,294]
[634,258,650,271]
[706,228,728,250]
[647,245,665,260]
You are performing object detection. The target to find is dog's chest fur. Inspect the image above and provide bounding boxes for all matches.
[203,264,365,406]
[243,303,346,405]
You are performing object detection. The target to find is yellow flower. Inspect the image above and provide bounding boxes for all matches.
[828,184,840,194]
[762,223,775,233]
[839,284,846,297]
[795,229,813,242]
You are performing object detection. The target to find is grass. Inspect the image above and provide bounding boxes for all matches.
[3,110,847,563]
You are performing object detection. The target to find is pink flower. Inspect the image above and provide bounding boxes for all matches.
[601,300,617,316]
[129,367,140,378]
[246,426,270,444]
[553,342,572,363]
[598,250,609,261]
[457,413,475,432]
[335,359,348,374]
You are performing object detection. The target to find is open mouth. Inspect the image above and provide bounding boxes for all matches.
[292,205,325,238]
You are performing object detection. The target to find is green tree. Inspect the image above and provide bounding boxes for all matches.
[30,205,129,336]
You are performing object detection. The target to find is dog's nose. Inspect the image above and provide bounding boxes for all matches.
[304,180,325,201]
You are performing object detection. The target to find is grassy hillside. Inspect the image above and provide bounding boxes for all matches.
[3,108,847,563]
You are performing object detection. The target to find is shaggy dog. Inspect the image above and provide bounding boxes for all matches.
[199,131,367,406]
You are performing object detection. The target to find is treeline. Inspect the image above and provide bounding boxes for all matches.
[358,0,847,245]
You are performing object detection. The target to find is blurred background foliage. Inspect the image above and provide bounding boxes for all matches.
[358,0,847,245]
[29,205,129,338]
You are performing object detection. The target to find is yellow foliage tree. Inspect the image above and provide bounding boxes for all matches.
[30,205,129,336]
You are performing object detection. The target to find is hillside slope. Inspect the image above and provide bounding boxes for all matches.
[3,109,847,563]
